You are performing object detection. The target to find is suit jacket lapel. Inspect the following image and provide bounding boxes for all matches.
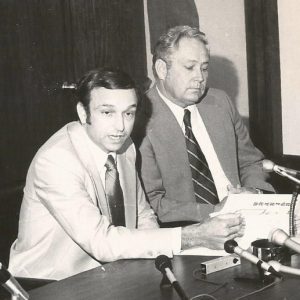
[149,88,191,175]
[66,122,111,220]
[146,87,195,204]
[67,122,137,228]
[197,96,238,184]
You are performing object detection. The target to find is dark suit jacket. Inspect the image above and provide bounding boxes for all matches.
[133,86,274,223]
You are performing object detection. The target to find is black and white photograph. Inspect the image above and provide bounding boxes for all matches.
[1,1,300,299]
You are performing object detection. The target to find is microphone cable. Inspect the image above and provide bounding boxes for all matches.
[191,270,282,300]
[233,276,283,300]
[189,267,228,300]
[189,263,283,300]
[189,293,218,300]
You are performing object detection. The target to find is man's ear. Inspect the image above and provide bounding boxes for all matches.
[155,59,168,80]
[76,102,87,124]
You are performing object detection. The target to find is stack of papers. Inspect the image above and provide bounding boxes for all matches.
[179,194,297,256]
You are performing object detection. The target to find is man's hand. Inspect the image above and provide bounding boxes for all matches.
[227,184,261,194]
[181,213,245,250]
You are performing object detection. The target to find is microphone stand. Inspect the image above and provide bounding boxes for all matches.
[3,281,29,300]
[289,185,299,237]
[272,167,300,237]
[160,273,172,288]
[274,168,300,185]
[0,263,29,300]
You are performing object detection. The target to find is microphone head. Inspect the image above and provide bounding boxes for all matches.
[262,159,275,172]
[268,228,289,245]
[224,240,238,254]
[155,255,172,273]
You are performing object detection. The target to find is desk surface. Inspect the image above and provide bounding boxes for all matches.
[29,255,300,300]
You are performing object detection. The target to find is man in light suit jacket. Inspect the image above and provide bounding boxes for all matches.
[133,26,274,248]
[9,68,245,280]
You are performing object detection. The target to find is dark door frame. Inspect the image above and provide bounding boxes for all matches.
[244,0,300,192]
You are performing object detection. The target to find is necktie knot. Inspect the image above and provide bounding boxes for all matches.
[183,109,192,128]
[105,155,116,172]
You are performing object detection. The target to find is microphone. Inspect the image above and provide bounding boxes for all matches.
[268,260,300,276]
[0,262,29,300]
[262,159,300,177]
[269,228,300,254]
[262,160,300,182]
[155,255,189,300]
[224,240,281,277]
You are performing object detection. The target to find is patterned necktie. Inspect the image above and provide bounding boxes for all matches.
[105,155,126,226]
[183,109,219,205]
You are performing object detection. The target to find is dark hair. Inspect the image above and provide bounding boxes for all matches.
[76,68,136,122]
[152,26,209,77]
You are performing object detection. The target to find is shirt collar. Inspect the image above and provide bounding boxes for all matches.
[156,86,197,126]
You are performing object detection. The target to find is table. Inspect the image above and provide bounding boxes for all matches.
[28,255,300,300]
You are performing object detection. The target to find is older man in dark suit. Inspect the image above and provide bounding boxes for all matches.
[134,26,274,250]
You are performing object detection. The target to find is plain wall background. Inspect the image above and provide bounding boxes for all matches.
[278,0,300,155]
[195,0,248,118]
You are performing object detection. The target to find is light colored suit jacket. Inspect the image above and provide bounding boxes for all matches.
[134,86,274,223]
[9,122,176,280]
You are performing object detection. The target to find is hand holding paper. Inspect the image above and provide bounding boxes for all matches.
[211,194,295,250]
[179,194,296,256]
[181,213,244,251]
[226,184,261,195]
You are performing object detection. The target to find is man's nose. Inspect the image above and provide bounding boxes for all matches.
[115,115,125,131]
[195,68,204,81]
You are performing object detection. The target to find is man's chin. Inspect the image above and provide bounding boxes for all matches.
[107,144,124,153]
[106,139,128,152]
[185,95,203,105]
[188,90,204,99]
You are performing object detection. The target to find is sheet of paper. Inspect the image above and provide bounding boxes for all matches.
[179,194,296,256]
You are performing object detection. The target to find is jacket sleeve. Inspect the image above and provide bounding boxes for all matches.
[221,92,275,192]
[136,173,160,229]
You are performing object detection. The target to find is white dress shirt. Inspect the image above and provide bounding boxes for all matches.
[83,127,182,252]
[157,87,231,201]
[84,131,116,189]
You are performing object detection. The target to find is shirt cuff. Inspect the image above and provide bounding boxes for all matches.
[171,227,182,255]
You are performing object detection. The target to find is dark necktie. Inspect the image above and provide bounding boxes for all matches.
[105,155,126,226]
[183,109,219,205]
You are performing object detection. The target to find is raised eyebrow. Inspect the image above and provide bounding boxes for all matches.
[94,104,114,109]
[183,60,197,64]
[125,104,137,110]
[183,58,209,63]
[94,104,137,110]
[184,59,197,64]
